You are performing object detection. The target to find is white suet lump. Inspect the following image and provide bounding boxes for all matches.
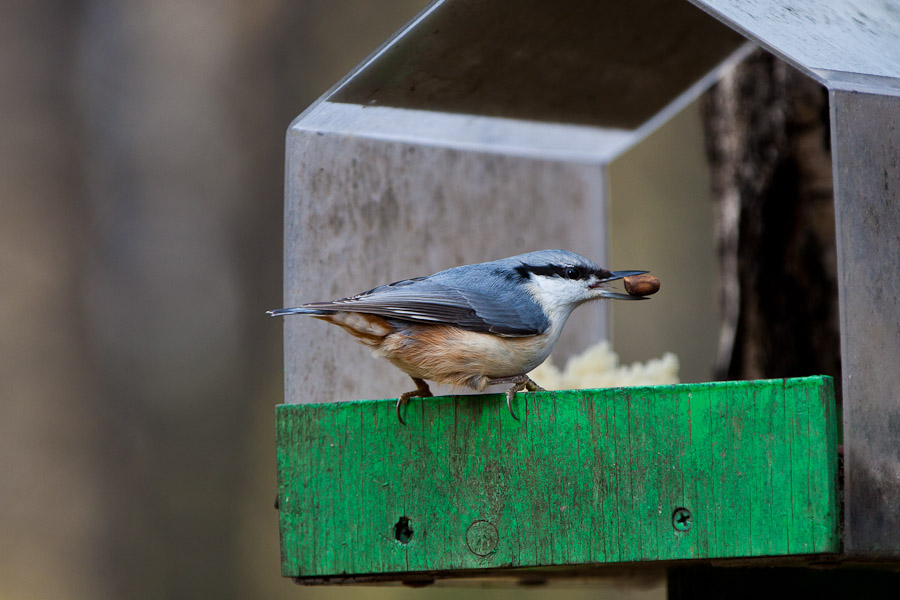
[528,340,679,390]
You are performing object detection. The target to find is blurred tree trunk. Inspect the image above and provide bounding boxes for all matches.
[701,49,840,392]
[671,44,845,600]
[0,3,109,599]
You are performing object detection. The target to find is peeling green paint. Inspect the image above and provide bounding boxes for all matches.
[276,376,839,579]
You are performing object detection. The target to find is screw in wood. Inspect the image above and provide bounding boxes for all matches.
[672,507,692,532]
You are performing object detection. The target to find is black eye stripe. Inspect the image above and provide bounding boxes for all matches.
[515,263,612,281]
[515,264,565,279]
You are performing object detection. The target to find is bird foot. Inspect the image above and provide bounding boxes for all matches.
[487,375,544,421]
[395,377,432,425]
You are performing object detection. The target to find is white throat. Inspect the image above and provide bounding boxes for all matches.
[523,276,591,332]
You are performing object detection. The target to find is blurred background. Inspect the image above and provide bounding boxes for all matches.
[2,1,836,599]
[3,2,429,598]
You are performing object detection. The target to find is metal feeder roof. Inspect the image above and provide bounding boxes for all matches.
[690,0,900,88]
[299,0,753,161]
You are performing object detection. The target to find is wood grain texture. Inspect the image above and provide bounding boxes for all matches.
[276,376,839,580]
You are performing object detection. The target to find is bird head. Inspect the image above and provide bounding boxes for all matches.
[510,249,645,318]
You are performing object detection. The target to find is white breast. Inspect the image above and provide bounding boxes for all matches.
[375,320,566,391]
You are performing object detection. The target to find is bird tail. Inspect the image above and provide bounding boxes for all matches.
[266,307,333,317]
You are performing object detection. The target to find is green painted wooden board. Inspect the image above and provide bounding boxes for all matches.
[276,376,839,581]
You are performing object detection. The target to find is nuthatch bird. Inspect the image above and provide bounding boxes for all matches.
[268,249,648,424]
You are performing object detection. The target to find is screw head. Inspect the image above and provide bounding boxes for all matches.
[672,507,692,532]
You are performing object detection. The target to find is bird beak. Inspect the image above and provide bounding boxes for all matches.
[590,270,649,301]
[602,270,647,281]
[597,290,647,301]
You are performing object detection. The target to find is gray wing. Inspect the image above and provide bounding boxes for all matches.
[302,266,549,336]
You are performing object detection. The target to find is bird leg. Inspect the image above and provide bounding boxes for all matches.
[486,375,545,421]
[395,377,432,425]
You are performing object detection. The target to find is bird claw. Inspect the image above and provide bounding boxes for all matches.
[395,375,541,424]
[505,388,521,421]
[395,377,432,425]
[490,375,543,421]
[524,379,545,392]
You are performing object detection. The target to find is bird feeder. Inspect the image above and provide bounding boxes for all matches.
[275,0,900,586]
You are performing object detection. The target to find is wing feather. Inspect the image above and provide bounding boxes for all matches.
[303,267,548,336]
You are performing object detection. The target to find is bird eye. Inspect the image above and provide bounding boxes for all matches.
[565,266,581,279]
